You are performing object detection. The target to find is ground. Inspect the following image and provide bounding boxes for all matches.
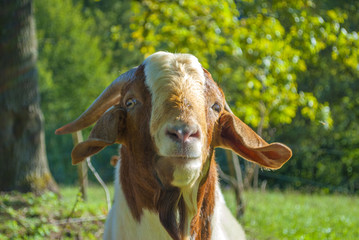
[0,185,358,239]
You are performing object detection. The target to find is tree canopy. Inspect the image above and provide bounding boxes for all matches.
[35,0,359,192]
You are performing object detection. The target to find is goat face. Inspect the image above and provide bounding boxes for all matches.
[56,51,291,190]
[144,52,215,188]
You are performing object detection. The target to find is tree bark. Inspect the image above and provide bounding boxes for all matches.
[0,0,57,193]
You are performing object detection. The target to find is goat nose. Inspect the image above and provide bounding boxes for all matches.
[166,124,200,143]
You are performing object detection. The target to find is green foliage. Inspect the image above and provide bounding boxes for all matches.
[36,0,113,126]
[75,0,143,69]
[35,0,118,184]
[115,0,334,130]
[263,0,359,191]
[222,0,341,128]
[0,192,60,239]
[126,0,239,65]
[224,190,359,240]
[0,186,112,239]
[32,0,359,192]
[114,0,357,190]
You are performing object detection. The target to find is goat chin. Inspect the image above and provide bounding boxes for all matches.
[154,156,202,188]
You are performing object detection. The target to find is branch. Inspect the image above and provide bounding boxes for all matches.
[86,158,111,212]
[50,215,106,225]
[217,165,238,188]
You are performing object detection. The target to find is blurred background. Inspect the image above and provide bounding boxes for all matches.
[1,0,359,239]
[35,0,358,193]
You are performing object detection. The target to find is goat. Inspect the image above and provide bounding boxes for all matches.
[56,52,292,240]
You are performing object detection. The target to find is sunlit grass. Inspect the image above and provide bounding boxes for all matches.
[60,184,114,215]
[1,185,358,239]
[223,190,359,240]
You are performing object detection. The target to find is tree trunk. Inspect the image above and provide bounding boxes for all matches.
[0,0,57,193]
[225,150,245,218]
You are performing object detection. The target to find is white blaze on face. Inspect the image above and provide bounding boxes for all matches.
[144,52,207,187]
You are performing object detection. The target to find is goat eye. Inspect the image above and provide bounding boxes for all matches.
[211,103,221,113]
[125,99,137,109]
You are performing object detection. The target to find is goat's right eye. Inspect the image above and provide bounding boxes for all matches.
[125,99,137,109]
[211,102,221,113]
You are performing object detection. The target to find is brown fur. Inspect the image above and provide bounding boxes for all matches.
[119,65,158,220]
[155,188,183,240]
[216,112,292,169]
[190,154,217,240]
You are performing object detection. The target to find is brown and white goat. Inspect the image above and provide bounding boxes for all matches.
[56,52,292,240]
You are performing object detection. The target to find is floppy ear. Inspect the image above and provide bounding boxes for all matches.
[71,107,126,165]
[214,112,292,169]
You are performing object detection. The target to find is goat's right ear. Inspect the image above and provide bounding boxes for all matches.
[71,107,126,165]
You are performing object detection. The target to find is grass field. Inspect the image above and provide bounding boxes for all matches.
[1,185,358,239]
[223,190,359,240]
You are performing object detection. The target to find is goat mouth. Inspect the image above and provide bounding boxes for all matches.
[159,155,201,161]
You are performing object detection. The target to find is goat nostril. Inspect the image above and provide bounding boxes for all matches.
[166,127,200,142]
[166,130,180,141]
[190,130,200,139]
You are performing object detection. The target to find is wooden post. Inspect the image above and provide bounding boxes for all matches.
[72,131,88,201]
[225,150,236,180]
[225,149,245,218]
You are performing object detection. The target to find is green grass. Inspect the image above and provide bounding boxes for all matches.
[60,184,114,215]
[0,185,114,240]
[223,190,359,240]
[1,185,358,239]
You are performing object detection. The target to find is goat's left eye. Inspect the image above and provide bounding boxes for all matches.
[211,103,221,113]
[125,99,137,109]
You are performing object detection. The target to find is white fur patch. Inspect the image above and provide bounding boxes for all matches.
[172,159,202,187]
[143,51,206,136]
[104,159,172,240]
[144,51,205,95]
[211,183,246,240]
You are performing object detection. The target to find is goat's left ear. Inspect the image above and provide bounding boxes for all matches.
[214,112,292,169]
[71,107,126,165]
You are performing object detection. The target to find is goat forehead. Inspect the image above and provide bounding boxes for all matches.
[143,52,206,118]
[144,52,205,94]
